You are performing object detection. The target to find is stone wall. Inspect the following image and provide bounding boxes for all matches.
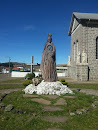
[69,20,98,81]
[82,24,98,80]
[76,64,88,81]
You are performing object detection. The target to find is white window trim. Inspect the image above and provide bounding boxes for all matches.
[72,19,76,32]
[74,43,75,61]
[71,24,81,35]
[77,41,78,55]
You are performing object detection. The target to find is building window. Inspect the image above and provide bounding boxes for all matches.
[77,40,78,56]
[96,37,98,59]
[74,42,75,61]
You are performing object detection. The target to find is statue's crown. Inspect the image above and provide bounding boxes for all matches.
[47,33,52,43]
[48,33,52,37]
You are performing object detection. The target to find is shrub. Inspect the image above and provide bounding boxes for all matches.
[61,82,68,85]
[36,74,43,82]
[22,80,32,86]
[25,73,35,80]
[38,74,42,78]
[0,68,2,72]
[60,79,65,82]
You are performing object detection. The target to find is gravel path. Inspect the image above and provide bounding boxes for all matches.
[70,88,98,96]
[0,87,98,96]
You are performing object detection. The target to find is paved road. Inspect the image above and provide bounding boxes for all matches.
[0,73,21,82]
[59,77,98,84]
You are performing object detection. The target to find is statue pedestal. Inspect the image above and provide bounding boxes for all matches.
[24,81,73,95]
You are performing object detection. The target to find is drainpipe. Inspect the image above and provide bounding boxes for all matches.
[86,19,90,81]
[86,19,90,63]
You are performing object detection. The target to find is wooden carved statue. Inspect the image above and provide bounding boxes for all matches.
[40,33,58,82]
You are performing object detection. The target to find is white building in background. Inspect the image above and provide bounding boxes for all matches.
[11,65,68,78]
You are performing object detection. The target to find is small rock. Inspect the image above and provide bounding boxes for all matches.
[92,103,96,108]
[42,116,68,122]
[32,78,41,86]
[77,89,81,91]
[54,98,67,105]
[64,96,75,99]
[76,110,82,115]
[5,104,14,112]
[43,106,63,111]
[70,112,75,116]
[73,89,81,92]
[0,103,5,108]
[0,93,7,102]
[0,93,7,98]
[80,108,87,113]
[93,101,98,106]
[43,95,58,99]
[92,96,95,99]
[31,98,51,105]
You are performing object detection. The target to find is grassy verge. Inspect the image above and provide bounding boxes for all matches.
[0,78,25,89]
[0,91,98,129]
[1,78,24,83]
[0,84,25,90]
[68,84,98,90]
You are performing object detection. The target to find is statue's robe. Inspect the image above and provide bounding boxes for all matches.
[40,41,58,82]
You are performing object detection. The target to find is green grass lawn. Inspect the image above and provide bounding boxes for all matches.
[0,78,25,90]
[1,78,24,83]
[68,84,98,90]
[0,84,25,90]
[0,91,98,130]
[0,78,98,129]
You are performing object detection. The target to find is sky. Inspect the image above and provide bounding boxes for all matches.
[0,0,98,64]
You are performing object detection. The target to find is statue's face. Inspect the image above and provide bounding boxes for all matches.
[47,37,52,43]
[47,45,53,51]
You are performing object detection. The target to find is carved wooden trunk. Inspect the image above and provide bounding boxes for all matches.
[40,33,58,82]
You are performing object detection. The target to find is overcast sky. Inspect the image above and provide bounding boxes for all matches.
[0,0,98,64]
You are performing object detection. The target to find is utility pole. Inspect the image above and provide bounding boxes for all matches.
[5,56,11,77]
[9,57,11,73]
[8,57,11,77]
[31,56,33,73]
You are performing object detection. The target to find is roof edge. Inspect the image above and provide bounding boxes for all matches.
[68,12,98,36]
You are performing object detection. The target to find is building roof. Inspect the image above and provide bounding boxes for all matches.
[73,12,98,20]
[68,12,98,36]
[12,68,20,70]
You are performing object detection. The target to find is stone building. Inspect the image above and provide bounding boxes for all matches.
[67,12,98,81]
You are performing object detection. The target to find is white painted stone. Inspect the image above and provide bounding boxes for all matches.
[82,51,87,63]
[67,56,71,66]
[11,71,67,77]
[23,81,73,95]
[11,71,41,77]
[77,51,81,64]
